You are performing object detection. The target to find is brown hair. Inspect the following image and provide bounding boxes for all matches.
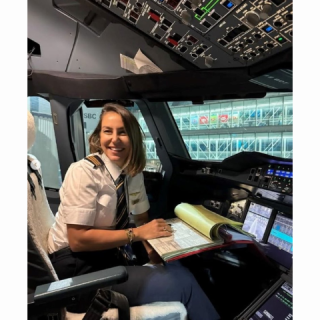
[88,103,146,176]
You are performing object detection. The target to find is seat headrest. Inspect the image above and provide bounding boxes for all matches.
[28,110,36,151]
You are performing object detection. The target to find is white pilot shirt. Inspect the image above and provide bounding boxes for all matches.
[47,152,150,254]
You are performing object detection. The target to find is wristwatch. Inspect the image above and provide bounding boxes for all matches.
[125,228,135,244]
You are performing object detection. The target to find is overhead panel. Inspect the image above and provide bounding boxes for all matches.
[89,0,292,69]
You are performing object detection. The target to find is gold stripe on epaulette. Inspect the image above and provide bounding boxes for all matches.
[85,155,104,168]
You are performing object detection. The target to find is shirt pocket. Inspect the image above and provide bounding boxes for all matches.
[97,193,113,207]
[95,189,117,227]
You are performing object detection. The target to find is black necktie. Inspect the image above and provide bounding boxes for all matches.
[115,174,129,229]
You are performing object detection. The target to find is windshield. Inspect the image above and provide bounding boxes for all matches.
[168,92,292,161]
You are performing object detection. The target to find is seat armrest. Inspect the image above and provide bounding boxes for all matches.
[34,266,128,305]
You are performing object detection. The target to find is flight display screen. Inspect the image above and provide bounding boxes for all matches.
[242,202,273,241]
[266,213,293,269]
[249,282,292,320]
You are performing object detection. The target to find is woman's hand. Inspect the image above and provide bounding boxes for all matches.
[134,219,173,241]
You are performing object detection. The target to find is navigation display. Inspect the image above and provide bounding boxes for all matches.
[249,282,292,320]
[268,214,293,254]
[266,213,293,269]
[242,202,273,241]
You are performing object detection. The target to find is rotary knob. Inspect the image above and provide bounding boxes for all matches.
[260,3,272,20]
[181,10,192,25]
[205,56,214,68]
[190,0,201,8]
[245,11,260,26]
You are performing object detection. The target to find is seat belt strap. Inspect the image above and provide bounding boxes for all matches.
[82,288,130,320]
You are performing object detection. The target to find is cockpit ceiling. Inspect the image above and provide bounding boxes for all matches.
[53,0,292,69]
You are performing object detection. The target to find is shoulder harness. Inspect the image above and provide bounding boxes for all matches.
[84,155,104,169]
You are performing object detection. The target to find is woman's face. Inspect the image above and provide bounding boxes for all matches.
[99,111,131,168]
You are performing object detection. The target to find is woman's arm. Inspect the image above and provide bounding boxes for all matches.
[67,217,172,252]
[132,212,171,264]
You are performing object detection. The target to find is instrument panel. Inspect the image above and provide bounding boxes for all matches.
[199,162,292,197]
[90,0,292,68]
[53,0,292,69]
[249,163,292,195]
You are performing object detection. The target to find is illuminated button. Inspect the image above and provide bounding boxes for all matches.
[276,36,287,44]
[263,25,273,33]
[222,1,234,9]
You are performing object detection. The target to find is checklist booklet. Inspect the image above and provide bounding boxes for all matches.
[147,203,253,262]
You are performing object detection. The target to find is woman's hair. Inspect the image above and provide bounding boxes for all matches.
[88,103,146,176]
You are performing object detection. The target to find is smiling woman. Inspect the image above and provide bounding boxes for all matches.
[100,111,130,168]
[99,111,131,168]
[88,104,146,176]
[46,102,221,319]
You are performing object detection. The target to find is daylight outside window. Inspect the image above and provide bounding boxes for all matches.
[168,92,293,161]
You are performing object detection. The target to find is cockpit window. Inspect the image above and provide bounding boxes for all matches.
[27,96,62,189]
[168,92,293,161]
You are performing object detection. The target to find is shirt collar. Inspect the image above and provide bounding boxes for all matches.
[100,152,123,182]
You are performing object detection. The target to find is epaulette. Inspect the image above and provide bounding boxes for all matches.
[84,155,104,168]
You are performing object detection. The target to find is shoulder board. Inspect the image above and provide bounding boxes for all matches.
[84,155,104,168]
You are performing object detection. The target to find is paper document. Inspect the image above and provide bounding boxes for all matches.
[120,49,163,74]
[147,218,219,260]
[174,203,243,239]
